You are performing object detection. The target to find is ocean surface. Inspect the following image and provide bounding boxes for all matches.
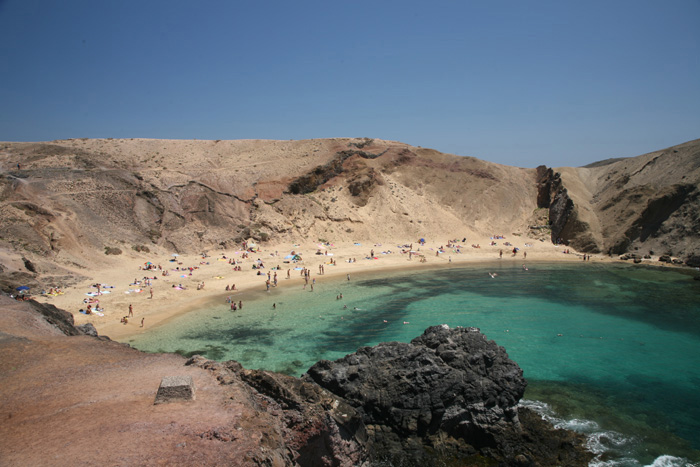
[126,262,700,466]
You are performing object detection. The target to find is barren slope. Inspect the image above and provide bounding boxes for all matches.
[0,138,540,290]
[554,139,700,256]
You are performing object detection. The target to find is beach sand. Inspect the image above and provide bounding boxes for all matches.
[33,237,601,342]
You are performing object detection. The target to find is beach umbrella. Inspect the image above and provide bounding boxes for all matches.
[16,286,30,291]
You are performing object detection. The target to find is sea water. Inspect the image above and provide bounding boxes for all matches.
[126,262,700,466]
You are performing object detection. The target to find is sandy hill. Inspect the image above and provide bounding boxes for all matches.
[0,137,698,291]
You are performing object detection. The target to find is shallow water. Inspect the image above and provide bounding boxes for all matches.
[126,262,700,466]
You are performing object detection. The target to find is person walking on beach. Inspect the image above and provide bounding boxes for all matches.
[150,288,153,299]
[129,304,133,317]
[140,318,144,328]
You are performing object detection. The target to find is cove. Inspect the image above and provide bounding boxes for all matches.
[126,262,700,466]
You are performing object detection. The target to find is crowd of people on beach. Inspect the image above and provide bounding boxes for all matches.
[31,235,573,336]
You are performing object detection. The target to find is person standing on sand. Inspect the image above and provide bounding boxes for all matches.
[140,318,144,328]
[499,250,503,259]
[129,304,133,317]
[149,288,153,299]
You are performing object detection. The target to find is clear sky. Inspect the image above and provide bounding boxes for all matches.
[1,1,698,168]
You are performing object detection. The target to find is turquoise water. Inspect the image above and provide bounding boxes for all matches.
[127,263,700,466]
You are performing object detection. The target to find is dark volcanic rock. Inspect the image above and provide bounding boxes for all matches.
[535,165,560,209]
[305,325,591,466]
[685,254,700,268]
[76,322,99,337]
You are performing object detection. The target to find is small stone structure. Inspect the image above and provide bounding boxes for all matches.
[154,375,196,404]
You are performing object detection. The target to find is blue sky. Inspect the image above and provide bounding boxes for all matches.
[1,1,698,168]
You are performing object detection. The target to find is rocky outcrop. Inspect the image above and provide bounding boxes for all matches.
[305,325,592,466]
[535,165,560,209]
[535,166,601,253]
[535,167,581,247]
[287,149,385,195]
[25,299,84,336]
[186,356,371,466]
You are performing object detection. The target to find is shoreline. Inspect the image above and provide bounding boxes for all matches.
[32,238,614,341]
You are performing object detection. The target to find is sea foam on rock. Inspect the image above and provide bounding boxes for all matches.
[305,325,592,466]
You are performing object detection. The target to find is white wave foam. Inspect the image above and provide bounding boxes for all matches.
[555,417,600,433]
[519,400,695,467]
[588,454,694,467]
[586,429,634,455]
[589,458,639,467]
[644,455,696,467]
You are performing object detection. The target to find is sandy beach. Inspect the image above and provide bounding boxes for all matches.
[32,236,602,342]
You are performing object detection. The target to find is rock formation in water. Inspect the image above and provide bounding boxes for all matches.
[305,325,592,466]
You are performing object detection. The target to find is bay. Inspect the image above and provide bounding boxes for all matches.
[126,262,700,466]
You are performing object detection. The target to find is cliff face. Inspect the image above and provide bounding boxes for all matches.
[533,139,700,260]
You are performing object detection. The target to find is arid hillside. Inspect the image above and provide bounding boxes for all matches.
[544,138,700,258]
[0,137,698,290]
[0,138,538,288]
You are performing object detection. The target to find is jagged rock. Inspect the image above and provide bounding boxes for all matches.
[186,356,371,466]
[76,322,98,336]
[22,257,37,273]
[305,325,591,466]
[685,255,700,268]
[535,165,560,209]
[26,300,82,336]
